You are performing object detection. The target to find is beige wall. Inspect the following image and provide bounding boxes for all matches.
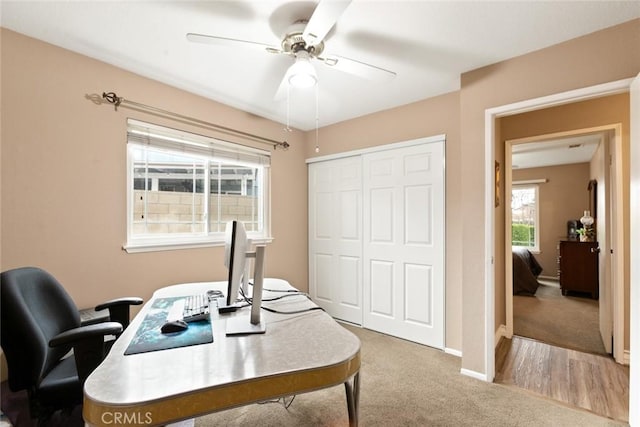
[460,19,639,374]
[0,29,309,312]
[2,17,639,378]
[512,163,591,276]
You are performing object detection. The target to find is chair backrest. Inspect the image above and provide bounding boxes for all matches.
[1,267,81,392]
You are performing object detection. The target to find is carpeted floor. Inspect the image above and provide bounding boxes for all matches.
[195,324,622,426]
[3,323,623,426]
[513,282,606,355]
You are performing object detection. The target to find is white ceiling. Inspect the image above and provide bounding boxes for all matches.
[2,1,639,131]
[512,134,602,170]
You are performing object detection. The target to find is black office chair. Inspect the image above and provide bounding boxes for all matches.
[0,267,143,424]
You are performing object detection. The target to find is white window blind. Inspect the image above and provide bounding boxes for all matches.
[127,119,271,167]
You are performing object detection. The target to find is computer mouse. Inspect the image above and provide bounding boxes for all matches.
[161,319,188,334]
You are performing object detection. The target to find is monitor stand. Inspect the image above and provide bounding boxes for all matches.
[225,246,266,335]
[225,315,266,335]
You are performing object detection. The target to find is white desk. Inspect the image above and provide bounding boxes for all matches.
[83,279,361,426]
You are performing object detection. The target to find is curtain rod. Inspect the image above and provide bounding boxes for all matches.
[512,179,548,185]
[101,92,289,150]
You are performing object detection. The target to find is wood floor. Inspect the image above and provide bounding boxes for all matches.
[495,336,629,422]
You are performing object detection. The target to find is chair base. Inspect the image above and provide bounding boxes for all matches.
[1,381,83,427]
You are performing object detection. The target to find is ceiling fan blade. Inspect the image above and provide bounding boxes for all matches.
[320,55,396,82]
[186,33,280,53]
[302,0,352,46]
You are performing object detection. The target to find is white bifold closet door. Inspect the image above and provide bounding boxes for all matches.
[308,137,444,349]
[362,142,444,348]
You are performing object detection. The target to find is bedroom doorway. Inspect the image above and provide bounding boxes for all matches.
[499,125,630,422]
[504,124,624,360]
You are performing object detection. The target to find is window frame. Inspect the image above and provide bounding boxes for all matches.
[511,184,540,253]
[124,119,272,253]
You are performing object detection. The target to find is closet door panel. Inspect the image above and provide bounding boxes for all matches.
[405,263,434,326]
[370,188,394,242]
[405,185,432,245]
[308,157,363,324]
[313,253,333,301]
[370,260,394,317]
[339,255,361,308]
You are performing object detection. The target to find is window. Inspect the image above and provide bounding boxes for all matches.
[125,119,271,252]
[511,185,539,251]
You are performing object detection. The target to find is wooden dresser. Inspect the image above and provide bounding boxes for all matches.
[557,240,599,299]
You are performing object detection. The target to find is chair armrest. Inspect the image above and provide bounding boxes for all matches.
[95,297,143,311]
[49,322,123,348]
[95,297,143,331]
[49,322,123,383]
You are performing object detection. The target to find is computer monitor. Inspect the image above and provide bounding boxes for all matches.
[222,220,248,309]
[221,220,266,335]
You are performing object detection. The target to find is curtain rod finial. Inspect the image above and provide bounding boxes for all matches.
[276,141,290,150]
[102,92,122,110]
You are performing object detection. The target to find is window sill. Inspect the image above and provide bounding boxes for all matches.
[123,237,274,253]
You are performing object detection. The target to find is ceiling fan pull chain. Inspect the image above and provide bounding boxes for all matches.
[315,83,320,153]
[285,84,292,133]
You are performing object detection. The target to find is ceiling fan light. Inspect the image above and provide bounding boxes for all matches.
[288,56,317,88]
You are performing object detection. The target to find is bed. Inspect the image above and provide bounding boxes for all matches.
[512,247,543,295]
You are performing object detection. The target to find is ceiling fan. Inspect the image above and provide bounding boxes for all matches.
[186,0,396,99]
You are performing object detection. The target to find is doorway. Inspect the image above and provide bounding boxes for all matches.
[504,126,623,360]
[484,79,636,423]
[504,124,628,363]
[499,124,629,422]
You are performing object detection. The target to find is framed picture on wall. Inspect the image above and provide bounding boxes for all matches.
[495,161,500,207]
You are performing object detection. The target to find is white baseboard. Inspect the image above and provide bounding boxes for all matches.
[445,347,462,357]
[460,368,488,382]
[458,327,505,382]
[624,350,630,365]
[538,275,559,282]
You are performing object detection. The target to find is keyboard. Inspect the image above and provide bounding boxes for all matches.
[166,294,210,323]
